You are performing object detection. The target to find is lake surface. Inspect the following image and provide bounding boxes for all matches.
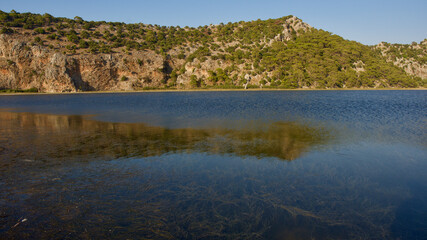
[0,90,426,239]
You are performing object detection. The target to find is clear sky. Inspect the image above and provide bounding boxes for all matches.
[1,0,426,45]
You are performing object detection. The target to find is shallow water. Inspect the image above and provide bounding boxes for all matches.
[0,90,426,239]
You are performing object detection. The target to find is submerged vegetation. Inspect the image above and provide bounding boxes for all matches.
[0,10,425,90]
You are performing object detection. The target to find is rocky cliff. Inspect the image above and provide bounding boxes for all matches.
[0,34,173,92]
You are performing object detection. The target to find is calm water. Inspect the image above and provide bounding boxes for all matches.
[0,90,426,239]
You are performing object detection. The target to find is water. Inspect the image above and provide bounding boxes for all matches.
[0,90,426,239]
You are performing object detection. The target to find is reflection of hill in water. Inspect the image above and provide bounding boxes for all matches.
[0,111,330,161]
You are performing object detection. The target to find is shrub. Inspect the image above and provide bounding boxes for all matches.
[79,39,89,48]
[177,52,186,59]
[137,59,143,66]
[34,28,46,34]
[25,87,38,92]
[80,31,90,39]
[47,33,58,40]
[67,33,79,43]
[34,36,42,43]
[0,27,13,34]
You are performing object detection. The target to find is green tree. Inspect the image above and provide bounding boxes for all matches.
[190,75,200,88]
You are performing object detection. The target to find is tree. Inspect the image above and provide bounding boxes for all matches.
[74,16,83,23]
[190,75,200,88]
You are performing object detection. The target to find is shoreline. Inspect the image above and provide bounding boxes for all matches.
[0,87,426,96]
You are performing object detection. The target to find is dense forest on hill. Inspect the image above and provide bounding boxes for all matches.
[0,10,425,91]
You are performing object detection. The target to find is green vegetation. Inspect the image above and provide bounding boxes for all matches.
[0,10,294,54]
[0,26,13,34]
[0,10,424,89]
[258,30,420,88]
[0,87,38,93]
[377,41,427,65]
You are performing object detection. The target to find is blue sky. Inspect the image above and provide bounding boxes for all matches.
[1,0,426,45]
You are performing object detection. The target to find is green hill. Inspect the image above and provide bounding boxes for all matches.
[0,10,425,92]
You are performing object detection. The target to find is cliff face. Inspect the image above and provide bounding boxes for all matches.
[0,34,171,92]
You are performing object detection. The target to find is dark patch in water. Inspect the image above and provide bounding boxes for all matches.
[391,183,427,240]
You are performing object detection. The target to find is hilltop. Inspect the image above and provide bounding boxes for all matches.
[0,10,425,92]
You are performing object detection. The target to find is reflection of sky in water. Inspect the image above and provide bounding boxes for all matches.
[0,91,426,239]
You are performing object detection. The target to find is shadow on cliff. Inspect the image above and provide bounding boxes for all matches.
[66,59,95,91]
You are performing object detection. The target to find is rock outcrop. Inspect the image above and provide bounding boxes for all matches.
[0,34,170,92]
[375,40,427,80]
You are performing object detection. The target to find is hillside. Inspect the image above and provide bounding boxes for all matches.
[374,40,427,80]
[0,10,425,92]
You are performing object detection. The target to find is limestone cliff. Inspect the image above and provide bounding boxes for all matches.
[0,34,172,92]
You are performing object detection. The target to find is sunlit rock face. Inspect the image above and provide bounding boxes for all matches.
[0,35,169,92]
